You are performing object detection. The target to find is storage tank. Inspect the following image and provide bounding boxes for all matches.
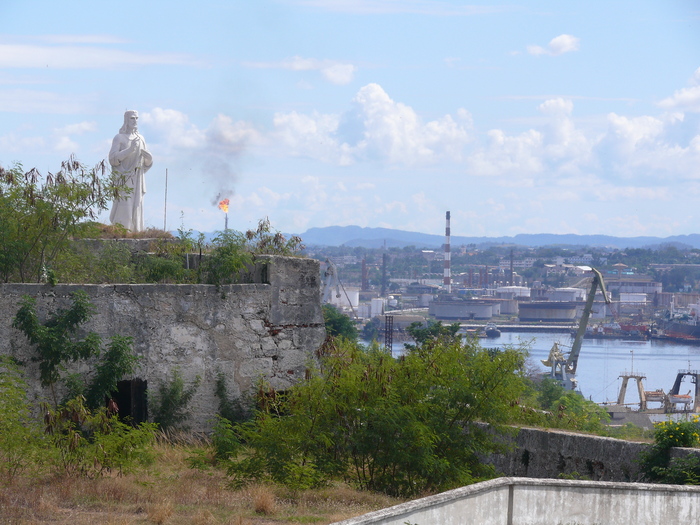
[496,286,530,298]
[370,298,385,317]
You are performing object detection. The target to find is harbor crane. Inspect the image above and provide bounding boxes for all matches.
[542,267,611,390]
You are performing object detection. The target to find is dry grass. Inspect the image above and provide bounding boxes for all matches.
[0,443,402,524]
[250,485,276,515]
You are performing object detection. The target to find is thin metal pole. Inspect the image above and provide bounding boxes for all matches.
[163,168,168,231]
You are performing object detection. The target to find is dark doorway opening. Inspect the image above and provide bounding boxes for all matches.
[113,379,148,425]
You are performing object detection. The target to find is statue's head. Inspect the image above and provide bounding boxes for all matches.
[119,110,139,134]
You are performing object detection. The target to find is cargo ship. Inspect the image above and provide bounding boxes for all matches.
[582,322,650,340]
[655,303,700,343]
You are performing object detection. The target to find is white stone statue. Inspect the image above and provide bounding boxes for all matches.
[109,110,153,232]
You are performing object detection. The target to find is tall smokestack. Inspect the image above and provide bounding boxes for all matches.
[361,258,368,292]
[381,253,387,297]
[444,211,451,294]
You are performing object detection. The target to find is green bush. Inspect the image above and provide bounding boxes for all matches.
[226,337,528,497]
[150,368,201,432]
[201,230,252,286]
[212,416,242,461]
[322,304,358,341]
[214,371,250,424]
[515,377,610,432]
[0,357,44,481]
[639,417,700,484]
[44,396,156,477]
[12,291,140,409]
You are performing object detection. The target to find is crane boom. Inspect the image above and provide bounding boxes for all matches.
[567,267,610,374]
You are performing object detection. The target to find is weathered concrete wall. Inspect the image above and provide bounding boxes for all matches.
[0,255,325,432]
[485,425,700,482]
[333,477,700,525]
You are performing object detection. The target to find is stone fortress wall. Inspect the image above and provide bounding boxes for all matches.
[0,255,326,432]
[487,425,700,482]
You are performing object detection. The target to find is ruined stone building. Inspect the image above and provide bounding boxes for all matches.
[0,255,326,432]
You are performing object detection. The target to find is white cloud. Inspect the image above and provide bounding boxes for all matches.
[320,63,357,85]
[51,121,97,156]
[143,108,262,154]
[141,108,263,205]
[378,200,408,214]
[537,98,590,163]
[592,185,670,202]
[658,84,700,112]
[55,121,97,135]
[243,56,357,85]
[0,89,92,113]
[38,35,129,45]
[597,113,667,166]
[142,108,206,150]
[54,135,79,154]
[467,128,543,176]
[271,83,471,166]
[538,98,573,116]
[290,1,513,16]
[691,67,700,86]
[527,34,580,56]
[257,186,292,207]
[272,111,343,163]
[300,175,329,210]
[0,44,203,69]
[0,133,45,155]
[350,83,471,162]
[606,113,665,146]
[207,114,262,153]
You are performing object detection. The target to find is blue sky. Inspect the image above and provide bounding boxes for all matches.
[1,1,700,239]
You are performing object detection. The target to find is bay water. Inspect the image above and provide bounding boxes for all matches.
[377,333,700,406]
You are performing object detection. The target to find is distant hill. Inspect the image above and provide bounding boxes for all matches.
[296,226,700,250]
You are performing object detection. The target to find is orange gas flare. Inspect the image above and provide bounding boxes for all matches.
[218,198,230,213]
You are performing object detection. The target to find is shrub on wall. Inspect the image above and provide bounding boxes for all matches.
[639,417,700,484]
[0,158,125,283]
[12,290,140,409]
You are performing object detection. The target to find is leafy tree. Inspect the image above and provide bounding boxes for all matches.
[12,290,139,408]
[82,335,140,410]
[518,377,610,432]
[244,217,305,255]
[322,304,358,341]
[361,317,381,342]
[405,320,460,348]
[0,157,125,282]
[201,229,253,286]
[226,337,528,496]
